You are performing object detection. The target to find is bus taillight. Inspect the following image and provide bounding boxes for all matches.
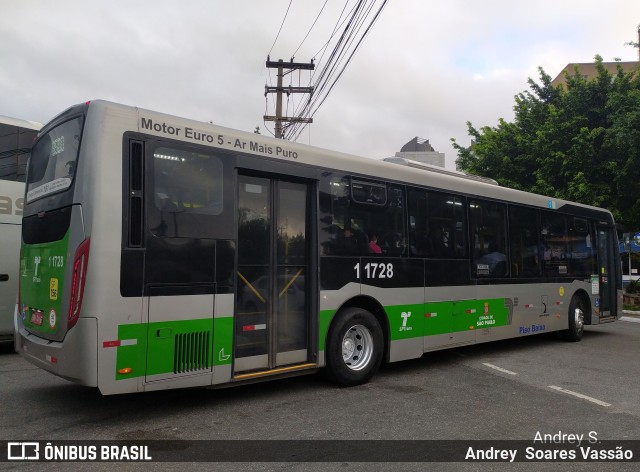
[68,238,90,330]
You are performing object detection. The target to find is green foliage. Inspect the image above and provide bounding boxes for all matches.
[453,56,640,229]
[624,24,640,50]
[625,279,640,294]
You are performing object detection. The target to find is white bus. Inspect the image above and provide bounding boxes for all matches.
[0,115,41,340]
[16,101,621,394]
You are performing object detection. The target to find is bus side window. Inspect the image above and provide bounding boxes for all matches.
[408,188,466,259]
[407,187,428,257]
[319,174,406,257]
[541,211,568,278]
[469,199,508,278]
[508,205,541,278]
[568,217,594,276]
[149,145,224,239]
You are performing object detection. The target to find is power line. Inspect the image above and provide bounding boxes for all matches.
[268,0,294,57]
[292,1,384,140]
[286,0,388,140]
[292,0,374,126]
[263,95,276,138]
[292,0,329,59]
[311,1,356,62]
[262,0,388,141]
[310,2,385,111]
[287,0,370,128]
[264,59,315,139]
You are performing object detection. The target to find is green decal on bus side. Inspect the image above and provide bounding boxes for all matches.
[116,298,509,379]
[212,316,233,366]
[319,298,511,349]
[145,318,213,376]
[116,323,147,381]
[115,316,233,380]
[425,298,511,335]
[386,304,424,340]
[19,231,70,333]
[423,301,453,335]
[458,298,510,331]
[318,309,336,351]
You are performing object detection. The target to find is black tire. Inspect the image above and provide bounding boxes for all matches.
[325,307,384,386]
[564,294,586,342]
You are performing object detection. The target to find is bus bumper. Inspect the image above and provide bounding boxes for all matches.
[16,317,98,387]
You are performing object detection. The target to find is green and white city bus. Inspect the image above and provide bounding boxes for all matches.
[15,100,621,395]
[0,115,41,340]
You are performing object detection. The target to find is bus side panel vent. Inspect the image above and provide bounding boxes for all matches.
[128,140,144,247]
[130,141,143,191]
[129,197,143,247]
[174,331,211,374]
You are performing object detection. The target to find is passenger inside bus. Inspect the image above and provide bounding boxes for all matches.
[381,231,405,256]
[153,191,179,237]
[368,231,382,254]
[336,226,359,255]
[427,225,450,257]
[477,242,508,277]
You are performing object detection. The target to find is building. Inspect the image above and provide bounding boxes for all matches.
[551,61,640,88]
[384,136,445,168]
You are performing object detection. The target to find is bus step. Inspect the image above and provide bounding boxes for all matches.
[233,363,317,381]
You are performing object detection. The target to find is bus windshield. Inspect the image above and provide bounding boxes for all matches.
[26,116,83,203]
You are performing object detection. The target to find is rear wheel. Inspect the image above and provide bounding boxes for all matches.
[564,294,586,342]
[325,307,383,386]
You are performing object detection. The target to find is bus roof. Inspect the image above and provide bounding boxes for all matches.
[79,100,615,219]
[0,114,42,130]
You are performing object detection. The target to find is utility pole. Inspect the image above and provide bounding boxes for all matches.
[264,58,314,139]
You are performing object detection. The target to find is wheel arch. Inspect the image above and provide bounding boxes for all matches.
[571,288,592,325]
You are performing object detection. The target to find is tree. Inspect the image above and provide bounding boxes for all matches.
[453,56,640,229]
[624,24,640,57]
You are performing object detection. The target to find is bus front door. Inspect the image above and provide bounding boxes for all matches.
[596,226,616,319]
[234,175,312,375]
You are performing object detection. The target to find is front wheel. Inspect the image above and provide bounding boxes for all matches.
[564,294,586,342]
[325,307,384,386]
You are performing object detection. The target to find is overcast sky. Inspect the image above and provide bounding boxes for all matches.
[2,0,639,168]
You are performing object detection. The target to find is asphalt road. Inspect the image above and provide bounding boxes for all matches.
[1,318,639,471]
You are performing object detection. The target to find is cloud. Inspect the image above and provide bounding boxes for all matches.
[2,0,639,169]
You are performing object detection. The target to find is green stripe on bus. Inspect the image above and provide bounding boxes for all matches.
[320,297,511,349]
[115,323,147,381]
[319,309,336,351]
[212,317,233,366]
[115,316,233,380]
[115,298,509,379]
[385,298,511,339]
[425,298,511,335]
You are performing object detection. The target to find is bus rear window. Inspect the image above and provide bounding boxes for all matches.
[26,116,83,203]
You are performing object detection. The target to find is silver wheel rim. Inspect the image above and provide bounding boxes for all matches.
[574,307,584,333]
[342,324,374,371]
